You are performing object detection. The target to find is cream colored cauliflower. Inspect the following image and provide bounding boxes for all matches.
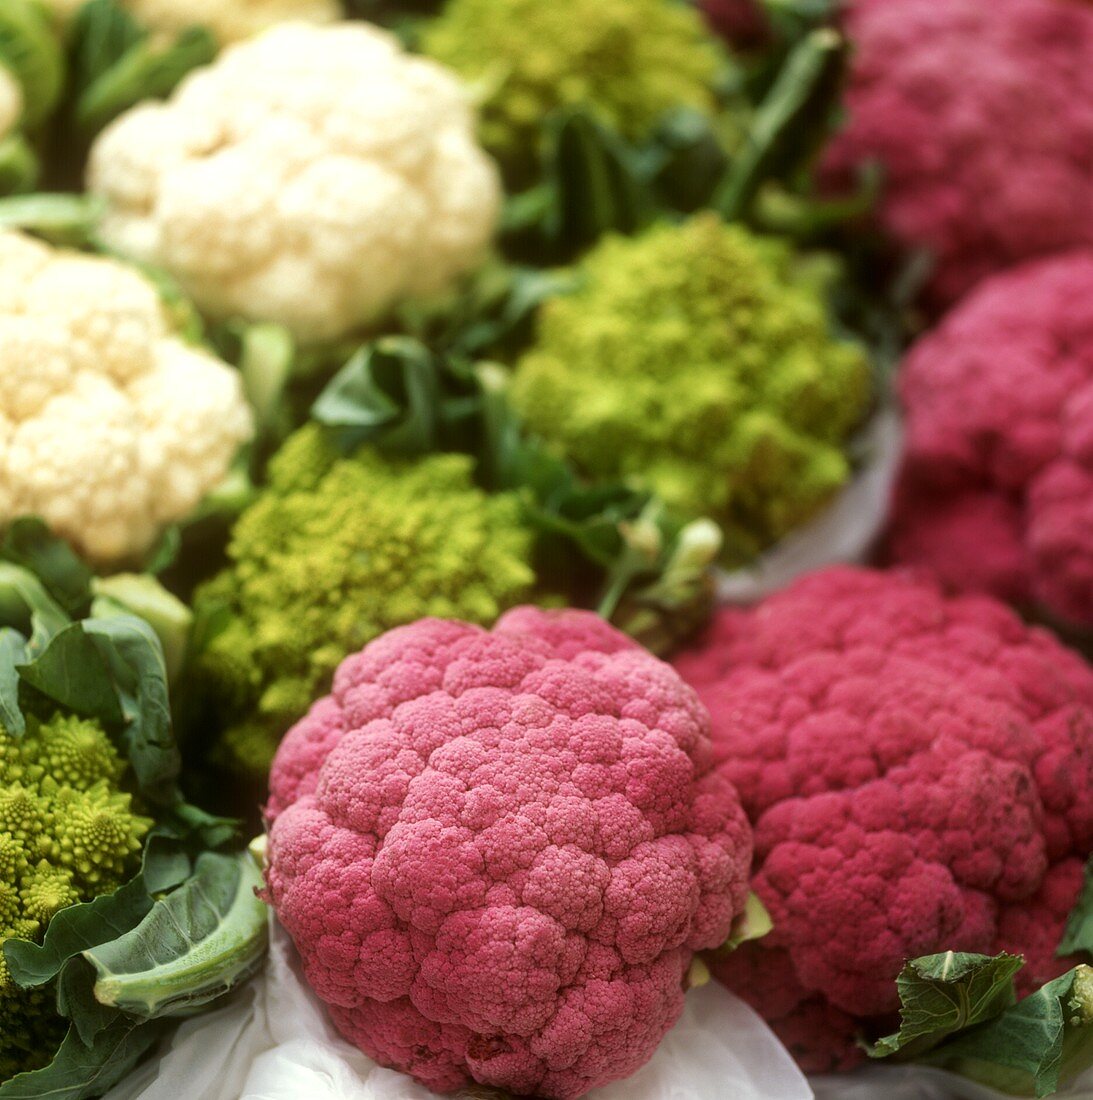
[44,0,338,42]
[87,22,502,344]
[0,68,22,140]
[0,231,253,564]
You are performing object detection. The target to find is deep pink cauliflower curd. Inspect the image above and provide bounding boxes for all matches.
[673,567,1093,1073]
[886,252,1093,628]
[824,0,1093,306]
[264,606,751,1098]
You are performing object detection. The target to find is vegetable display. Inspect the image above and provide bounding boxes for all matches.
[509,214,873,563]
[0,229,253,565]
[87,21,501,343]
[885,252,1093,631]
[824,0,1093,306]
[421,0,723,182]
[263,606,753,1098]
[674,567,1093,1087]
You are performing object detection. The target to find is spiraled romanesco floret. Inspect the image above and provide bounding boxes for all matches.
[422,0,722,177]
[0,713,151,1077]
[510,214,873,562]
[194,424,537,777]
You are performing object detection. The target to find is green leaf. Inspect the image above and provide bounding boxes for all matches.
[0,628,28,735]
[870,951,1023,1060]
[86,851,269,1018]
[714,27,846,221]
[4,875,153,990]
[1058,860,1093,959]
[56,959,118,1048]
[0,518,93,618]
[0,561,72,646]
[0,193,105,247]
[0,133,37,195]
[0,1016,165,1100]
[920,965,1093,1098]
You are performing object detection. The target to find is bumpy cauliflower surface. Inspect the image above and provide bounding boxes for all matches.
[824,0,1093,306]
[422,0,722,178]
[45,0,339,43]
[88,22,501,344]
[0,231,252,565]
[265,606,752,1098]
[194,424,537,777]
[674,567,1093,1072]
[510,215,872,563]
[0,713,151,1078]
[887,252,1093,629]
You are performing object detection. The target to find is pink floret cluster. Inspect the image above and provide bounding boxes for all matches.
[264,606,751,1099]
[674,567,1093,1072]
[825,0,1093,306]
[887,252,1093,628]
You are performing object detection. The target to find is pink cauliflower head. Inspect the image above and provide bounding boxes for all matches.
[824,0,1093,306]
[886,251,1093,628]
[674,567,1093,1073]
[264,606,752,1098]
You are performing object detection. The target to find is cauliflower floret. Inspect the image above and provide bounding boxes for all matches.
[886,251,1093,628]
[0,68,22,141]
[824,0,1093,305]
[265,607,752,1098]
[0,229,253,565]
[674,566,1093,1072]
[88,22,502,344]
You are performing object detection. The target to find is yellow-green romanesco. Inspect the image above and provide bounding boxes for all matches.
[421,0,723,180]
[509,214,874,563]
[0,713,151,1078]
[193,424,538,778]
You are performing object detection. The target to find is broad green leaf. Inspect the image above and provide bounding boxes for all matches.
[870,951,1023,1060]
[1058,860,1093,958]
[0,1015,165,1099]
[86,851,268,1018]
[56,959,118,1047]
[0,628,28,734]
[0,193,105,246]
[921,965,1093,1098]
[0,561,71,648]
[3,875,152,990]
[0,519,93,618]
[0,134,37,195]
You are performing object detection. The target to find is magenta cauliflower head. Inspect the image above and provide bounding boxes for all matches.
[264,606,752,1099]
[887,251,1093,628]
[674,567,1093,1072]
[824,0,1093,305]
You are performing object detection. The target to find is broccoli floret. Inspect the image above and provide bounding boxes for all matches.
[421,0,723,180]
[0,714,151,1077]
[194,424,537,777]
[510,214,873,562]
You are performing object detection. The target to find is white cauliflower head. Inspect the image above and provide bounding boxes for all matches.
[43,0,339,42]
[0,67,22,140]
[0,231,254,564]
[87,22,503,344]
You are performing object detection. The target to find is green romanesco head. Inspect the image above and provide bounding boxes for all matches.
[0,713,151,1078]
[509,214,873,563]
[194,424,538,778]
[421,0,723,179]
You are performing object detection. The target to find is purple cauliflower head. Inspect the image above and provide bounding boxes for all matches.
[674,567,1093,1072]
[887,251,1093,628]
[824,0,1093,306]
[264,607,752,1098]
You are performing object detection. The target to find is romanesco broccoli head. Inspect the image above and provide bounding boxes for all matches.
[509,214,873,562]
[0,713,151,1077]
[194,424,538,778]
[421,0,722,178]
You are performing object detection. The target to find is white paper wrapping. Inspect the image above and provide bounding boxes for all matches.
[716,406,904,604]
[105,916,813,1100]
